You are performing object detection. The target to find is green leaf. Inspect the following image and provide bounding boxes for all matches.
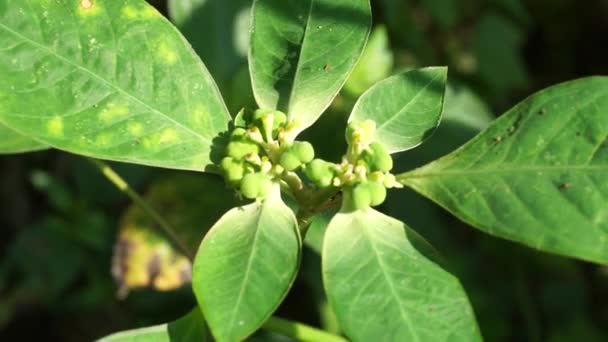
[192,186,301,341]
[323,208,481,341]
[168,0,250,95]
[249,0,371,131]
[0,123,47,153]
[112,174,239,295]
[342,25,393,97]
[399,77,608,264]
[349,67,448,153]
[0,0,230,171]
[97,308,208,342]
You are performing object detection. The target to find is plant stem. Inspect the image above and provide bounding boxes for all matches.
[88,158,194,260]
[263,316,347,342]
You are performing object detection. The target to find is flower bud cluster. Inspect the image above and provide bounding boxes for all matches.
[306,120,402,210]
[220,109,314,200]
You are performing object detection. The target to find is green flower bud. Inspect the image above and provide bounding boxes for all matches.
[231,127,248,138]
[291,141,315,163]
[272,111,287,131]
[305,159,335,188]
[367,181,387,206]
[240,173,274,199]
[226,140,259,160]
[220,157,245,186]
[279,151,301,171]
[351,183,371,210]
[362,142,393,172]
[258,177,274,198]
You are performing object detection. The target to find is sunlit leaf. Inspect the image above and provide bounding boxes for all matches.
[323,208,481,341]
[0,123,47,153]
[249,0,371,131]
[0,0,230,171]
[192,186,301,341]
[349,67,447,153]
[399,77,608,264]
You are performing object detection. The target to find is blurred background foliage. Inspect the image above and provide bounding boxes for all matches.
[1,0,607,341]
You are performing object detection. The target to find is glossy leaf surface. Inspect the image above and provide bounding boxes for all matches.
[192,187,301,341]
[323,208,481,341]
[0,0,230,171]
[0,123,46,153]
[249,0,371,131]
[349,67,447,153]
[399,77,608,264]
[98,308,207,342]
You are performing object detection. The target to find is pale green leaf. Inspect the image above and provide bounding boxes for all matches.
[249,0,371,131]
[399,77,608,264]
[0,0,230,171]
[349,67,448,153]
[0,123,47,153]
[192,186,301,341]
[97,308,207,342]
[323,208,481,341]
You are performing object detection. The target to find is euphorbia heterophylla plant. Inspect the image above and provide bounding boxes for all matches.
[1,0,607,341]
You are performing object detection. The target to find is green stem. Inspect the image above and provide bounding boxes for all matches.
[263,316,347,342]
[88,159,194,260]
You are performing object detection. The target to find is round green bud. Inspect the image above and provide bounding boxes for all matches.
[226,140,259,160]
[367,181,387,206]
[272,111,287,130]
[220,157,245,186]
[280,151,302,171]
[258,177,274,198]
[231,127,248,138]
[363,142,393,172]
[351,184,371,210]
[291,141,315,163]
[305,159,335,188]
[240,173,261,199]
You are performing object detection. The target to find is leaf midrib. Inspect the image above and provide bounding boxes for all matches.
[0,21,212,144]
[358,213,420,342]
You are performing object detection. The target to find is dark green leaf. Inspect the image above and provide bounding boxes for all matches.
[349,67,447,153]
[97,308,207,341]
[399,77,608,264]
[0,0,230,171]
[168,0,250,97]
[249,0,371,131]
[193,186,301,341]
[323,208,481,341]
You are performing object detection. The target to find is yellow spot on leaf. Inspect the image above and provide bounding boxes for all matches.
[190,105,208,126]
[159,128,178,144]
[95,133,111,147]
[157,41,178,64]
[77,0,101,17]
[127,122,144,136]
[47,116,64,137]
[99,103,129,123]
